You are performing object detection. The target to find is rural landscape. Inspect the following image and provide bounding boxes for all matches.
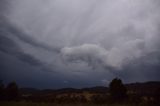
[0,78,160,106]
[1,0,160,106]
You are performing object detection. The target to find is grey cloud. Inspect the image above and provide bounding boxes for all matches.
[61,44,106,66]
[1,19,60,53]
[0,0,160,88]
[0,35,43,66]
[6,0,160,71]
[118,52,160,82]
[61,39,145,69]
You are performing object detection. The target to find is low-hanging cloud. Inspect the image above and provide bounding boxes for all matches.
[61,39,145,69]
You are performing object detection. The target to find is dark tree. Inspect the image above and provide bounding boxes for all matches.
[6,82,19,100]
[109,78,127,102]
[0,80,5,100]
[153,87,160,105]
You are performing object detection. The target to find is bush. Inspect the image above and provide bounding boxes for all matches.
[109,78,127,102]
[6,82,19,100]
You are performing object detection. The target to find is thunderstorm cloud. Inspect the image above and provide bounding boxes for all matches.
[0,0,160,88]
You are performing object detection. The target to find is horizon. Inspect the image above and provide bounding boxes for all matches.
[19,80,160,90]
[2,79,160,90]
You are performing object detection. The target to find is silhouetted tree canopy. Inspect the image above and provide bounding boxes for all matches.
[153,87,160,105]
[0,80,5,100]
[6,81,19,100]
[109,78,127,102]
[0,80,4,92]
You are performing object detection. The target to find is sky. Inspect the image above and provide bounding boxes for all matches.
[0,0,160,89]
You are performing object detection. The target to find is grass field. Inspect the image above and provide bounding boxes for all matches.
[0,101,147,106]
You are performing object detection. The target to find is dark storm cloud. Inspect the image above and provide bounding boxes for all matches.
[0,19,60,53]
[0,0,9,13]
[0,0,160,88]
[8,26,60,53]
[118,52,160,83]
[0,19,44,67]
[0,35,43,66]
[0,51,68,89]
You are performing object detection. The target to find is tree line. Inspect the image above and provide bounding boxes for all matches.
[0,78,127,102]
[0,81,19,100]
[0,78,160,105]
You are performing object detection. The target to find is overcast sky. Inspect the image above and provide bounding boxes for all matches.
[0,0,160,89]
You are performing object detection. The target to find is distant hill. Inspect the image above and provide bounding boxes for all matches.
[20,88,40,95]
[17,81,160,104]
[20,86,108,95]
[20,81,160,96]
[126,81,160,96]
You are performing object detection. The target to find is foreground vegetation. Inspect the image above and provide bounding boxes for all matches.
[0,101,151,106]
[0,78,160,106]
